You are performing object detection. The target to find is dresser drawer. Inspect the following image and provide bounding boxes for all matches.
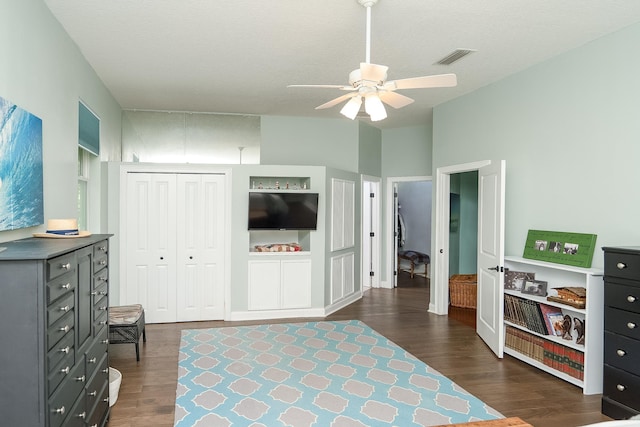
[48,352,76,395]
[93,240,109,258]
[64,392,88,427]
[605,281,640,314]
[603,365,640,412]
[48,292,75,326]
[605,307,640,340]
[94,253,108,273]
[48,310,75,350]
[86,328,109,379]
[93,295,109,321]
[604,331,640,375]
[605,250,640,281]
[48,361,86,427]
[46,270,77,304]
[92,280,108,304]
[86,353,109,412]
[87,381,109,427]
[47,331,75,373]
[47,252,77,281]
[94,268,109,290]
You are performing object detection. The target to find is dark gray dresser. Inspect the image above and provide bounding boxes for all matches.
[602,246,640,419]
[0,234,112,427]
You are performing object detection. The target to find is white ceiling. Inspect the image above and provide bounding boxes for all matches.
[44,0,640,129]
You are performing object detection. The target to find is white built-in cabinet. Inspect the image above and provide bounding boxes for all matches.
[248,256,311,310]
[124,172,226,323]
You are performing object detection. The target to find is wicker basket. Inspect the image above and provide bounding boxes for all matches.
[449,274,478,308]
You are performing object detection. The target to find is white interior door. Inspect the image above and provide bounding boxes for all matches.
[476,160,506,357]
[176,174,225,321]
[125,173,177,323]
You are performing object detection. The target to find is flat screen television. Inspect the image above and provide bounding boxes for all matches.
[248,192,319,230]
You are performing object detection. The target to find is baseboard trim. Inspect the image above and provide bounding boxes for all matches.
[324,292,363,316]
[229,307,325,322]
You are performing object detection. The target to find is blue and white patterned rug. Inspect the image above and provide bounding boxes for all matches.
[174,320,502,426]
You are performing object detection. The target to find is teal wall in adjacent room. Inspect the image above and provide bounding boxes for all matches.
[433,22,640,269]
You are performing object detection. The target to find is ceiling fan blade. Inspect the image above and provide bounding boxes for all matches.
[360,63,389,83]
[385,73,457,90]
[315,93,358,110]
[378,91,414,109]
[288,84,353,91]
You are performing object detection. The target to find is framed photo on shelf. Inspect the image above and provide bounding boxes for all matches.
[522,229,597,268]
[504,269,535,291]
[521,279,548,297]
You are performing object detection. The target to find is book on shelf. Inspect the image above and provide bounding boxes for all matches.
[504,294,560,336]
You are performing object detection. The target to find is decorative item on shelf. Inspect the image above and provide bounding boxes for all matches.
[254,242,302,252]
[275,181,280,189]
[33,218,91,239]
[547,312,566,337]
[574,317,585,345]
[522,229,597,268]
[547,286,586,309]
[521,279,548,296]
[561,314,573,340]
[504,268,535,291]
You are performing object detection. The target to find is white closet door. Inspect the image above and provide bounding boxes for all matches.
[125,173,177,323]
[176,174,225,321]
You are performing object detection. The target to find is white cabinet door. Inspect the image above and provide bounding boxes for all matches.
[282,259,311,309]
[176,174,226,321]
[124,172,226,323]
[125,173,177,323]
[248,260,281,310]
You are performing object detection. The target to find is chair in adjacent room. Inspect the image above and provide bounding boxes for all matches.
[109,304,147,361]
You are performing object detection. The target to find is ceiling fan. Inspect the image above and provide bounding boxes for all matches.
[287,0,457,122]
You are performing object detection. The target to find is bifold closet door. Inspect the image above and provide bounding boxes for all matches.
[176,174,225,321]
[125,173,178,323]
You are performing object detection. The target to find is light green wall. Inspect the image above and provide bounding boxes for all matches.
[261,116,360,172]
[358,122,382,177]
[0,0,122,244]
[434,22,640,269]
[382,124,432,177]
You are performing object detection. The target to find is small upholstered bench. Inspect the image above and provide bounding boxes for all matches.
[109,304,146,361]
[398,250,430,279]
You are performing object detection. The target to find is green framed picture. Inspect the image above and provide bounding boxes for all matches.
[522,230,598,268]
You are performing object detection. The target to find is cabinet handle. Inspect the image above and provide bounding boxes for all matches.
[59,325,70,333]
[99,320,107,326]
[617,384,626,392]
[59,305,70,312]
[617,349,627,357]
[102,398,109,403]
[59,346,70,354]
[61,262,71,270]
[91,424,98,427]
[60,366,70,374]
[53,406,65,415]
[100,276,107,281]
[617,262,627,270]
[75,375,86,382]
[101,339,109,344]
[627,322,637,330]
[91,291,98,296]
[99,306,108,311]
[99,291,107,296]
[628,295,637,303]
[88,390,97,397]
[88,357,97,364]
[100,260,107,266]
[101,368,109,374]
[99,246,107,252]
[77,411,86,419]
[61,283,71,289]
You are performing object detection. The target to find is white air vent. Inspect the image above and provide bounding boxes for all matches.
[435,49,476,66]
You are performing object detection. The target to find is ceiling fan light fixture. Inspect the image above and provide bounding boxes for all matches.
[365,95,387,121]
[340,96,362,120]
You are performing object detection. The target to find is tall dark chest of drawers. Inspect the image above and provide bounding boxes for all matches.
[0,235,112,427]
[602,246,640,419]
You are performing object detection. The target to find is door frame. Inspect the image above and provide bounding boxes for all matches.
[384,175,431,289]
[431,160,490,315]
[361,175,381,289]
[116,162,233,319]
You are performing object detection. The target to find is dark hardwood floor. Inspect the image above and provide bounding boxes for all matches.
[107,275,611,426]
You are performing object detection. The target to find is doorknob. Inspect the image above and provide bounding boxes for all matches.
[488,265,503,272]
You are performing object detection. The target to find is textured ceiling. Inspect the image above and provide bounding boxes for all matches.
[44,0,640,129]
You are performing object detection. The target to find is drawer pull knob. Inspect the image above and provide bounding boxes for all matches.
[60,366,70,374]
[617,349,627,357]
[77,411,86,419]
[53,406,65,415]
[75,375,86,382]
[59,346,70,354]
[617,384,626,392]
[102,368,109,374]
[99,320,107,325]
[99,291,107,296]
[61,283,71,289]
[59,325,70,333]
[59,305,70,312]
[99,246,107,251]
[101,339,109,344]
[628,295,637,303]
[88,390,97,397]
[627,322,637,329]
[102,398,109,403]
[91,424,98,427]
[61,262,71,270]
[91,291,98,296]
[100,260,107,265]
[88,357,97,364]
[99,306,108,311]
[617,262,627,270]
[100,276,107,281]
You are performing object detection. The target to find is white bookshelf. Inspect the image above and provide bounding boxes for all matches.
[503,256,604,395]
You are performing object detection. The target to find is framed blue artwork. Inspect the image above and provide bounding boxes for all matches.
[0,95,44,231]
